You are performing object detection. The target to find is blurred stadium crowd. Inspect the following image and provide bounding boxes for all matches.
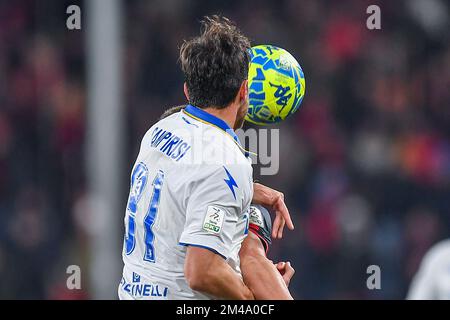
[0,0,449,299]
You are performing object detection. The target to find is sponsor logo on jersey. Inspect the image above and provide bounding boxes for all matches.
[120,277,168,298]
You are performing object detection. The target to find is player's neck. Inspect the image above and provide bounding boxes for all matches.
[202,105,238,131]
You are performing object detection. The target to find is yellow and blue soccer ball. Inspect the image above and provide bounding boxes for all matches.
[246,45,306,125]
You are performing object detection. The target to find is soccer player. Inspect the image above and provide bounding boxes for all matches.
[118,16,293,300]
[160,106,295,299]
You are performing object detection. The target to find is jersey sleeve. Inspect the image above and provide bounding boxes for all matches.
[179,164,252,259]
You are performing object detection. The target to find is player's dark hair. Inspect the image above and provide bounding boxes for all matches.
[180,15,250,109]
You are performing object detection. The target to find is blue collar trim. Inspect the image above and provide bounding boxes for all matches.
[184,104,242,146]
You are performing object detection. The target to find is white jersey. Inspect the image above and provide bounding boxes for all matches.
[118,104,253,300]
[407,239,450,300]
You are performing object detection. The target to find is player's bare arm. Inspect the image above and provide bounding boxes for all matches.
[240,231,293,299]
[239,205,295,299]
[185,246,254,300]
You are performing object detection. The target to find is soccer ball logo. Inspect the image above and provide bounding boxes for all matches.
[246,45,306,125]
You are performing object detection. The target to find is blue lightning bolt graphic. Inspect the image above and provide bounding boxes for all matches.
[223,166,238,200]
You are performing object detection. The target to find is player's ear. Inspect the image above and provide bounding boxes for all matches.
[239,80,248,102]
[183,83,190,101]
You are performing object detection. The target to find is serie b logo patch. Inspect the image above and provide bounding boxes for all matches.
[249,206,264,228]
[203,205,225,235]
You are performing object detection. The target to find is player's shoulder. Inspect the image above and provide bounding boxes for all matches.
[423,239,450,264]
[141,109,180,137]
[418,239,450,275]
[140,108,193,150]
[140,105,251,171]
[151,109,183,131]
[178,107,251,166]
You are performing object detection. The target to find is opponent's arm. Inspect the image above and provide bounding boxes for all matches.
[239,205,294,299]
[185,246,254,300]
[239,231,293,300]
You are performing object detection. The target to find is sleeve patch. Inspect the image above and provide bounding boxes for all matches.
[202,205,225,235]
[249,206,265,228]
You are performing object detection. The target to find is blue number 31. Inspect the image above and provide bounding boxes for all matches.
[124,162,164,262]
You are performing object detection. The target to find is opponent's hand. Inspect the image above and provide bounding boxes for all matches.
[252,182,294,239]
[275,262,295,287]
